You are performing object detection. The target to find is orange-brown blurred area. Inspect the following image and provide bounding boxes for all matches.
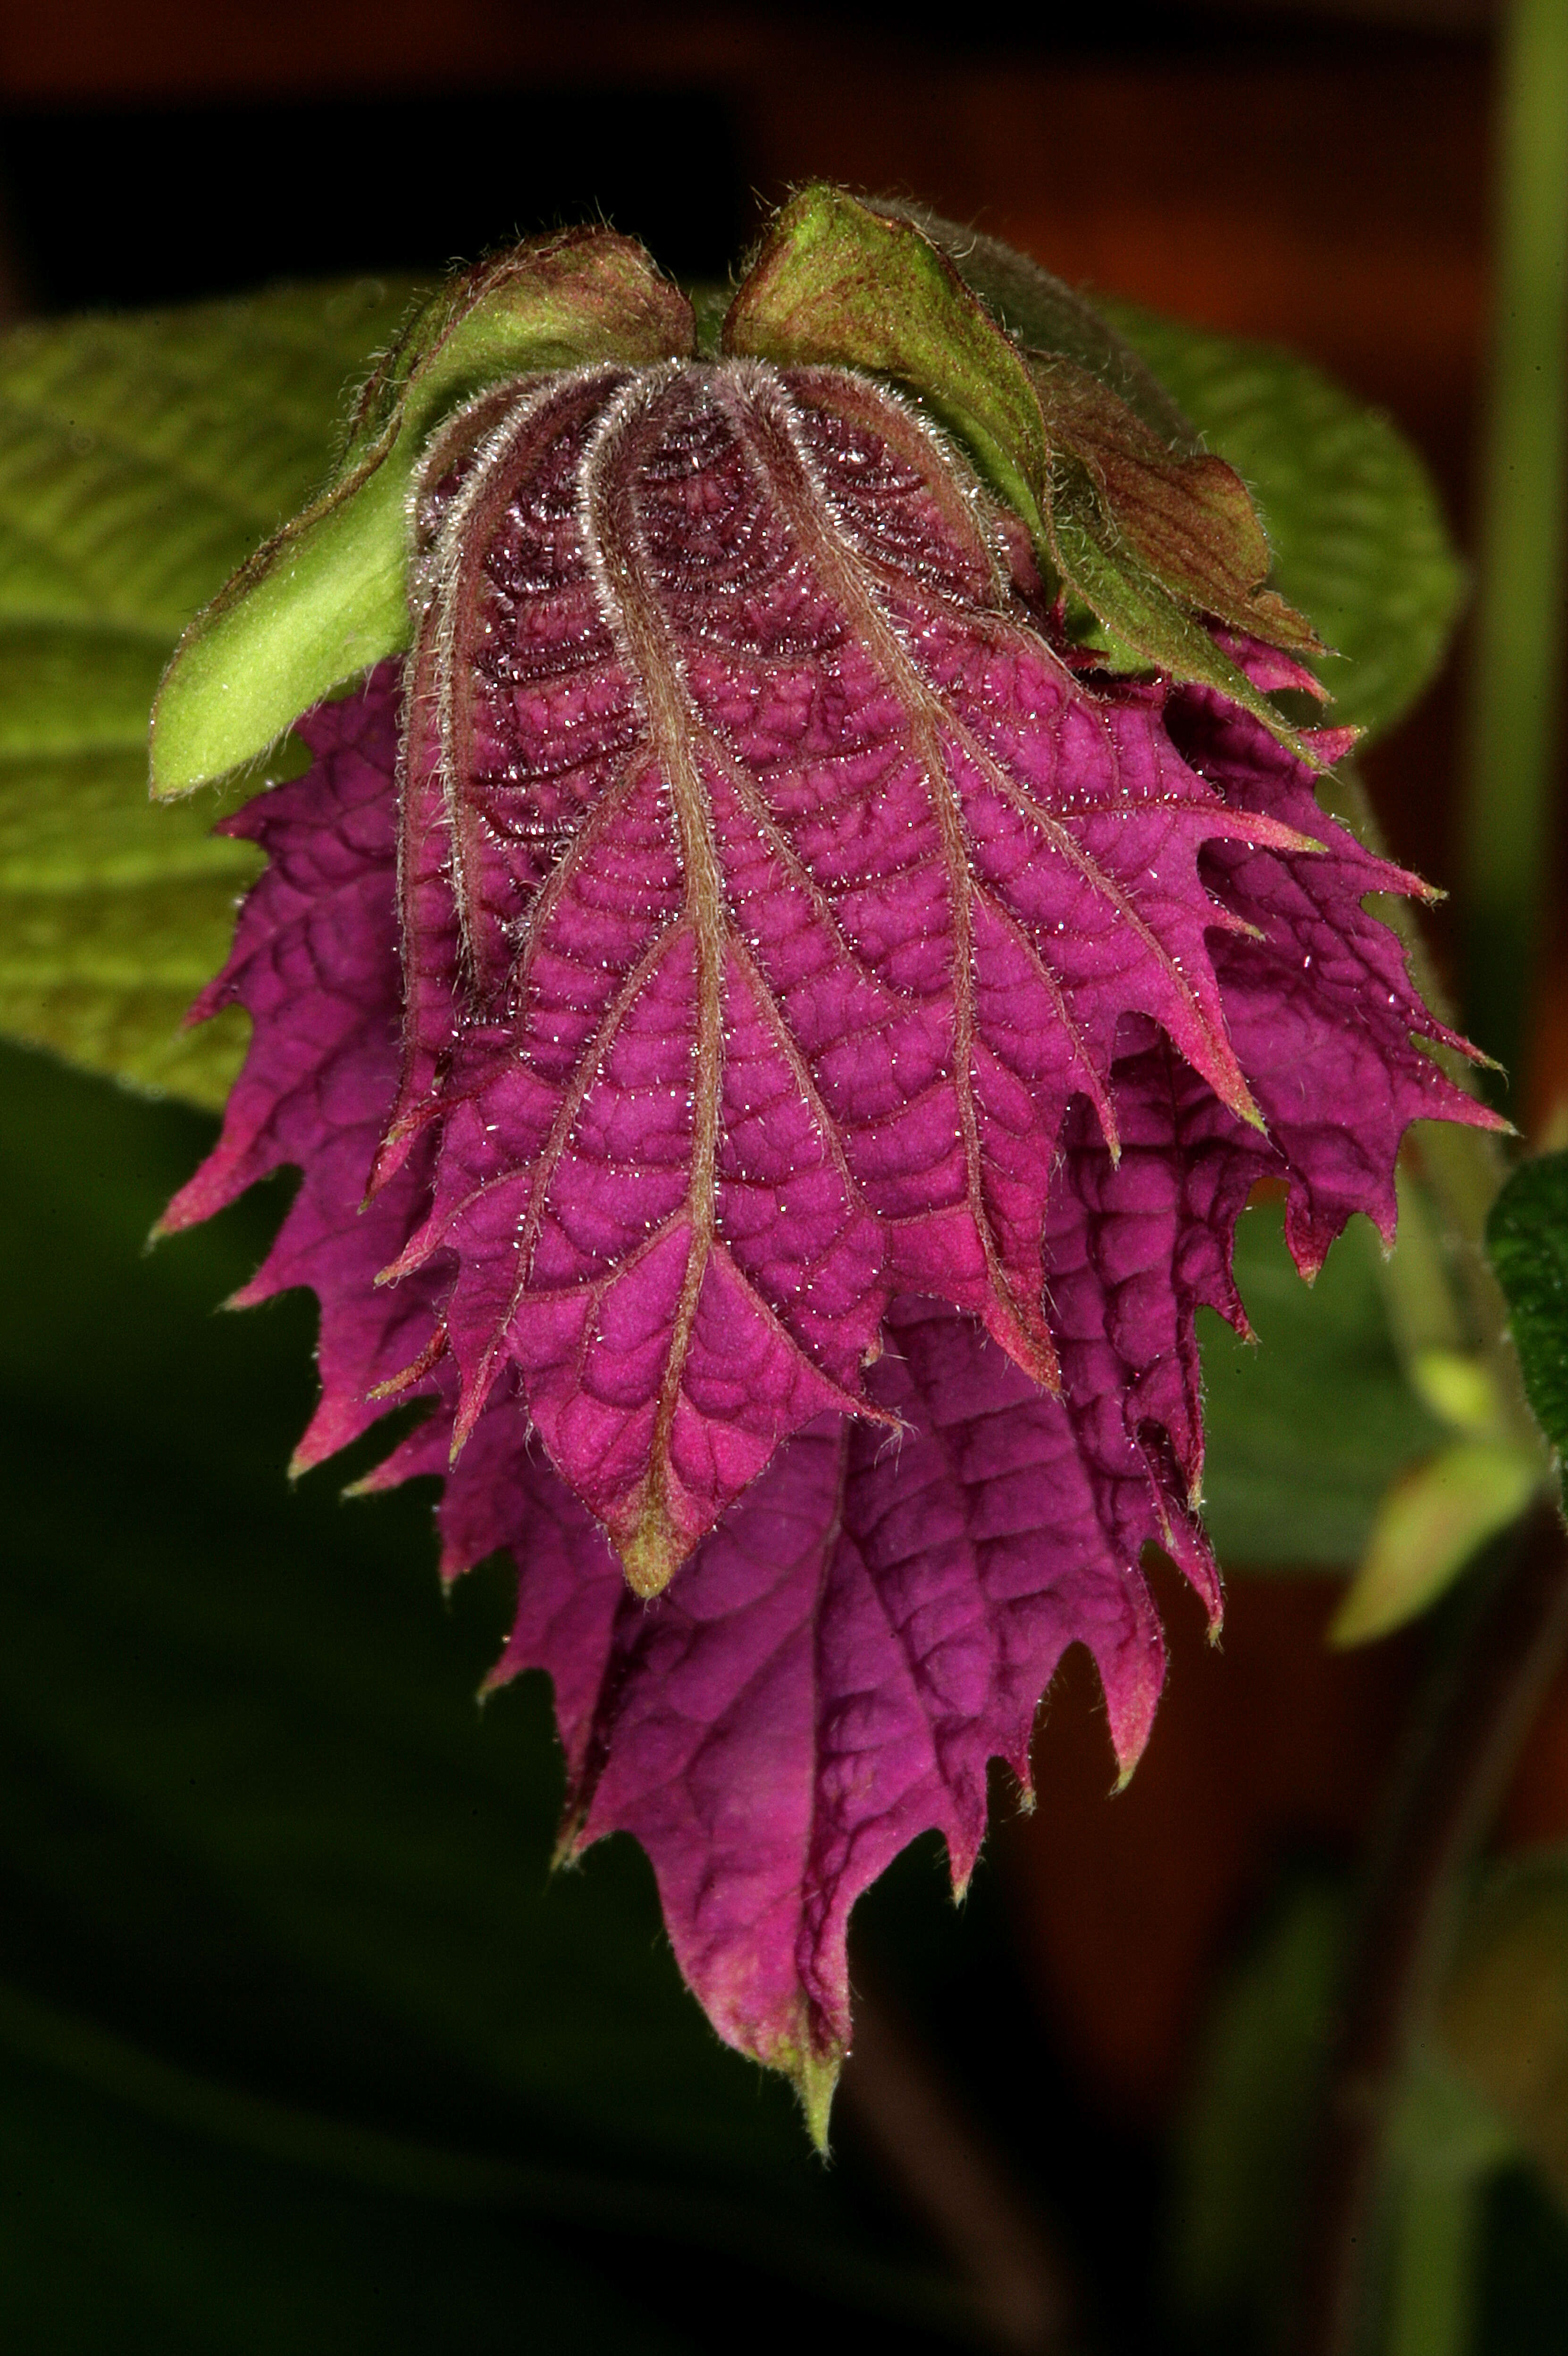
[4,0,1562,2142]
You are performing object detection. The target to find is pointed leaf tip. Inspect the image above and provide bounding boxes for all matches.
[1330,1439,1542,1647]
[614,1494,686,1600]
[782,2035,843,2157]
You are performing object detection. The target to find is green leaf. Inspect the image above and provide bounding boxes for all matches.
[724,185,1052,537]
[1487,1151,1568,1479]
[0,278,419,1104]
[0,1038,974,2350]
[1199,1203,1449,1568]
[1048,460,1314,760]
[727,188,1314,761]
[1329,1439,1543,1647]
[889,207,1201,454]
[0,278,419,634]
[1099,300,1467,740]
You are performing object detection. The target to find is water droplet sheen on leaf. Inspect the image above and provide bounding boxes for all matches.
[157,197,1500,2133]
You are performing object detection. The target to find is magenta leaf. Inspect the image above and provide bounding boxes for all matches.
[357,357,1335,1595]
[163,589,1496,2124]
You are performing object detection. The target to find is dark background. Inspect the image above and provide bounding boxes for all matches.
[2,4,1566,2349]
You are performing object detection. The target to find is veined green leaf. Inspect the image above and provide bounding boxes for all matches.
[0,279,419,1103]
[1487,1152,1568,1483]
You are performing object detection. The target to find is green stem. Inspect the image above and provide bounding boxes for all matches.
[1319,769,1542,1466]
[1462,0,1568,1094]
[1387,2167,1481,2356]
[1293,1505,1568,2356]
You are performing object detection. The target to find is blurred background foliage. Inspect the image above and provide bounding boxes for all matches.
[2,4,1568,2352]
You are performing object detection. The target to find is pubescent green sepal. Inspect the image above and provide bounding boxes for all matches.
[151,229,695,797]
[724,184,1052,539]
[1048,461,1321,758]
[726,186,1321,760]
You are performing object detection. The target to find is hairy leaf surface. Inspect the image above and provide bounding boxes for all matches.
[374,359,1332,1589]
[1102,302,1466,740]
[163,617,1491,2112]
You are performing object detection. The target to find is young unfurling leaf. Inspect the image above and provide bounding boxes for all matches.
[150,198,1496,2129]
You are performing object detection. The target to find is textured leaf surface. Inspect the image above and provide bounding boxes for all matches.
[160,598,1491,2105]
[726,190,1314,757]
[381,358,1328,1587]
[0,272,1466,1111]
[0,277,416,1101]
[1488,1152,1568,1475]
[1101,301,1465,740]
[151,233,695,794]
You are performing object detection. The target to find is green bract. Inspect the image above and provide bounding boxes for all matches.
[151,231,696,796]
[155,188,1336,800]
[1103,300,1467,740]
[726,188,1323,759]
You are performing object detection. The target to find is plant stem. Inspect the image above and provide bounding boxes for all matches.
[1461,0,1568,1094]
[1319,768,1541,1464]
[839,1985,1080,2355]
[1293,1504,1568,2356]
[1387,2168,1481,2356]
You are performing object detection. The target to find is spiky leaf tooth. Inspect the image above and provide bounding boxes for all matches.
[162,599,1498,2125]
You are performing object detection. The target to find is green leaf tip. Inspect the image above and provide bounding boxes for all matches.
[775,2032,843,2157]
[725,186,1322,762]
[151,227,696,798]
[1330,1438,1542,1647]
[1098,299,1466,743]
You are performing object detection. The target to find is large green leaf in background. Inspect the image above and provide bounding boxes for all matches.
[0,277,417,1102]
[1102,300,1467,741]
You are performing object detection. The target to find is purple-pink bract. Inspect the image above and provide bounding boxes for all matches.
[163,356,1492,2118]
